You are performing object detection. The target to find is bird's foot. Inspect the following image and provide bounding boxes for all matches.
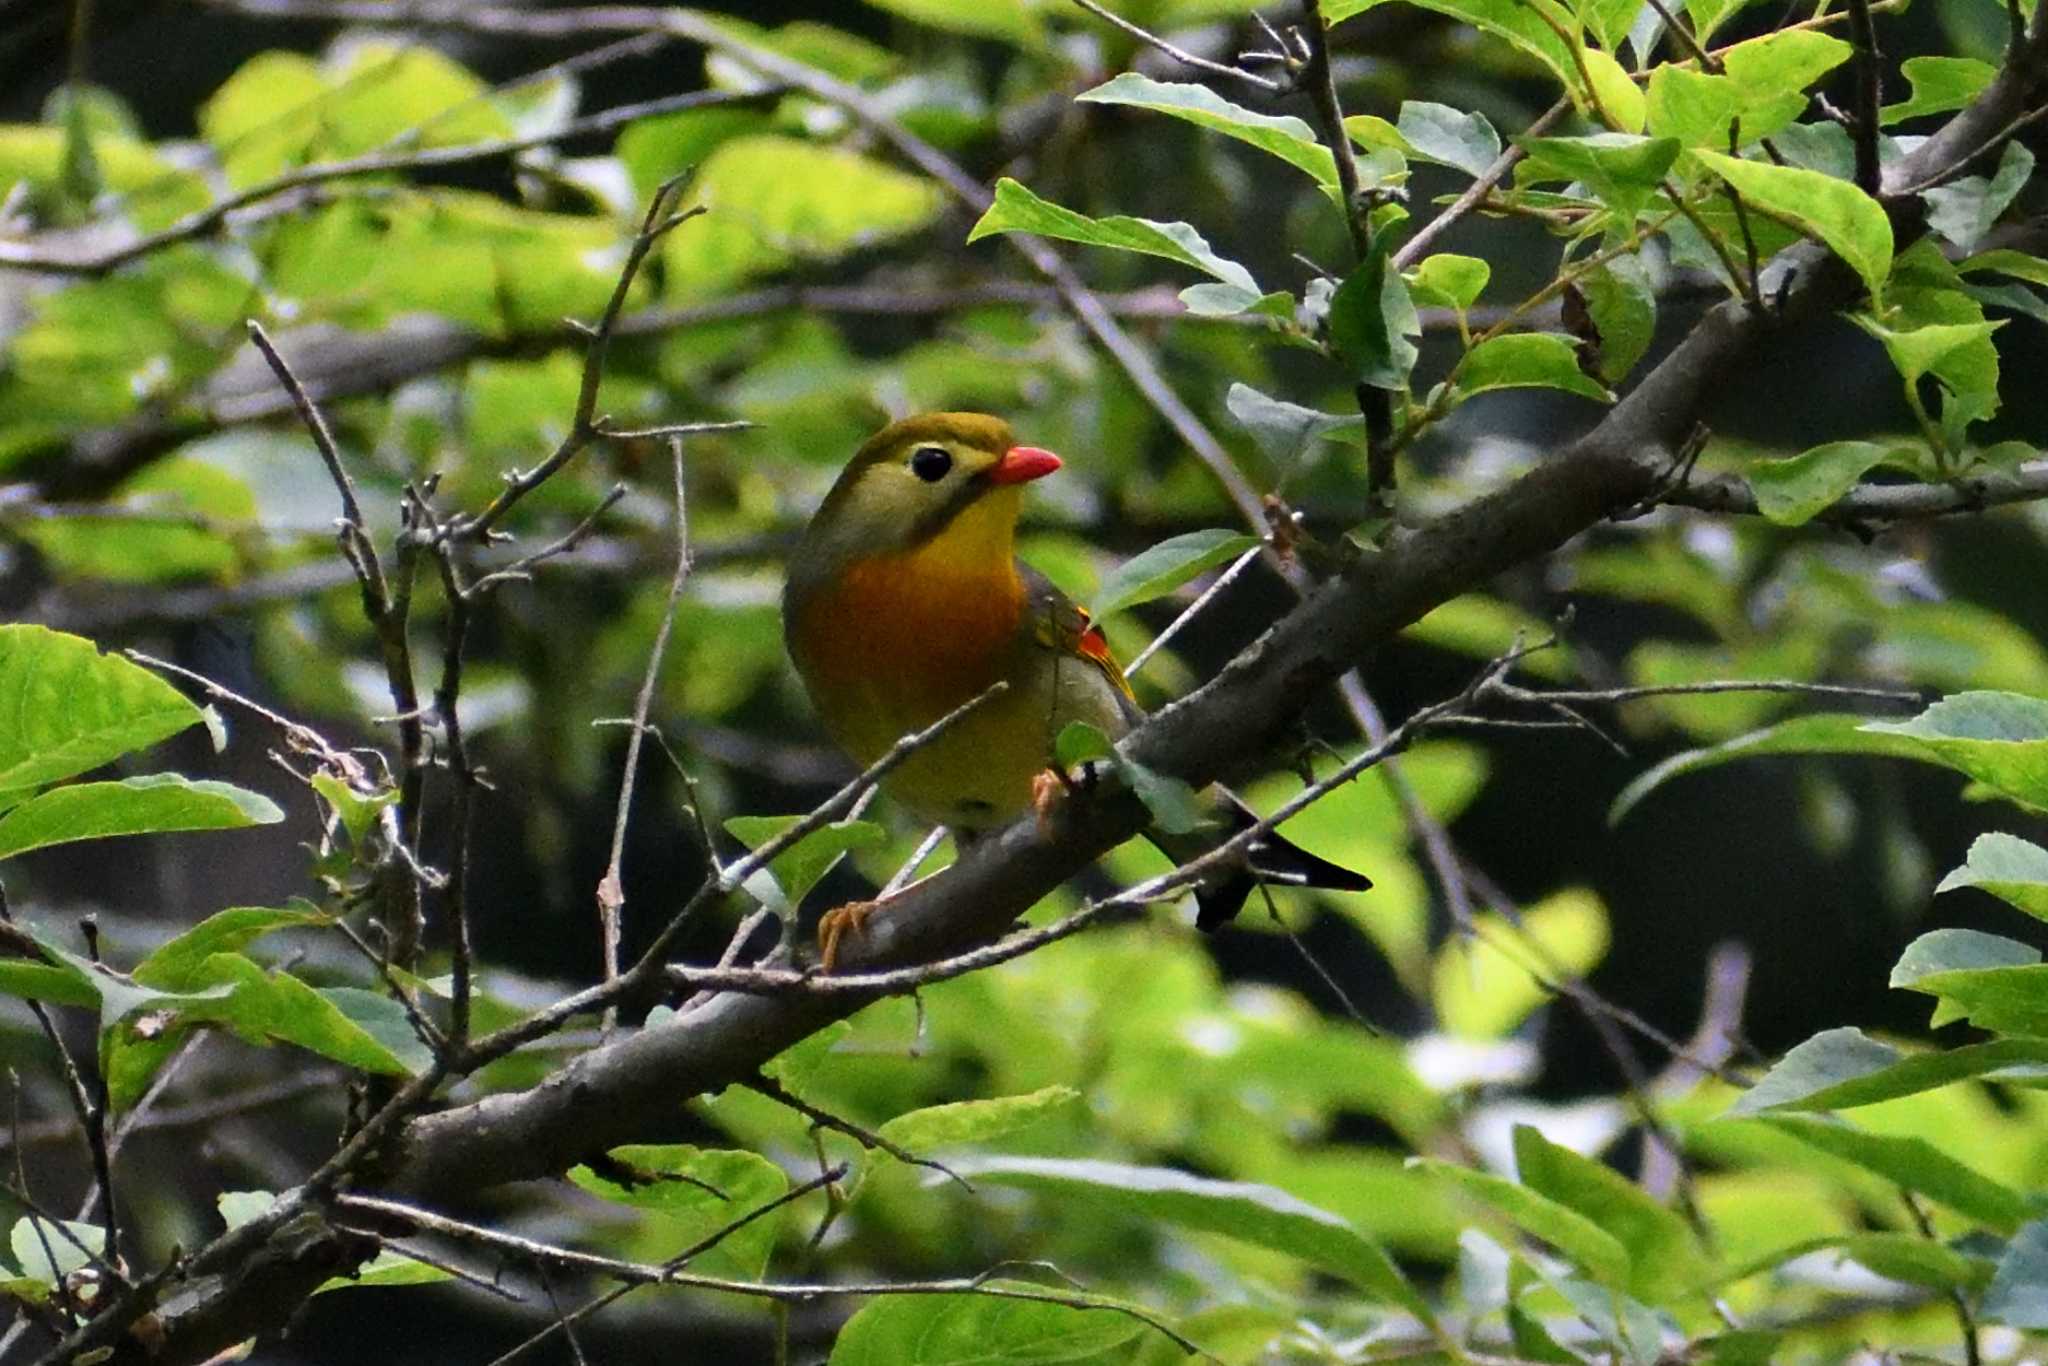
[1031,767,1070,837]
[817,898,882,973]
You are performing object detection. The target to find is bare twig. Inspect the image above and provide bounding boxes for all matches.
[1391,98,1570,271]
[0,891,121,1272]
[1845,0,1884,195]
[247,319,430,966]
[337,1192,1203,1357]
[460,178,704,540]
[476,1164,849,1366]
[597,442,694,1030]
[745,1074,971,1190]
[1124,543,1264,677]
[1065,0,1279,89]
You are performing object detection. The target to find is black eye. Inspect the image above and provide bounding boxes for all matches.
[909,446,953,482]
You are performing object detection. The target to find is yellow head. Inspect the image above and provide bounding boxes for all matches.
[785,412,1062,600]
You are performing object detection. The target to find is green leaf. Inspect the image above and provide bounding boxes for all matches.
[1330,0,1578,91]
[1054,721,1115,770]
[1434,890,1608,1038]
[1892,926,2040,983]
[1396,101,1500,177]
[569,1145,790,1281]
[1519,134,1681,222]
[1760,1115,2032,1232]
[861,0,1044,46]
[1225,383,1361,463]
[310,772,398,847]
[0,625,202,797]
[1861,691,2048,809]
[1858,316,2007,392]
[1962,248,2048,289]
[1732,1026,2048,1114]
[667,136,945,298]
[1937,832,2048,922]
[1575,256,1656,383]
[1646,66,1742,149]
[828,1289,1149,1366]
[1329,244,1419,390]
[1579,47,1645,134]
[133,904,330,991]
[876,1086,1081,1155]
[1512,1126,1704,1299]
[724,815,888,909]
[1091,530,1261,618]
[1693,151,1894,303]
[1890,932,2048,1036]
[1120,757,1204,837]
[1729,1233,1992,1292]
[1744,440,1910,526]
[1718,30,1853,142]
[1883,56,1999,124]
[1410,254,1491,312]
[0,775,283,862]
[1177,282,1293,318]
[18,457,256,585]
[1078,74,1335,186]
[1925,142,2035,253]
[0,953,98,1009]
[969,179,1256,293]
[1454,334,1611,402]
[1415,1158,1630,1284]
[196,953,422,1076]
[1611,713,1935,824]
[1983,1221,2048,1329]
[951,1156,1429,1320]
[8,1216,106,1289]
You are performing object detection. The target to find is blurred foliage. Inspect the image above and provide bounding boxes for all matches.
[1,0,2047,1361]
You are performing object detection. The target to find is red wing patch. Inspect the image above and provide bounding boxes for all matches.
[1074,610,1136,700]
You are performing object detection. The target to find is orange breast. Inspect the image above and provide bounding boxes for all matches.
[791,550,1025,765]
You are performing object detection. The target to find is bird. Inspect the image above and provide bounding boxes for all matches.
[782,411,1371,969]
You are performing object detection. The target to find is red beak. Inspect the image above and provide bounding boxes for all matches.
[987,445,1062,485]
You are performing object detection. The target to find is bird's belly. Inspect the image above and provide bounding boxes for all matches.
[815,652,1130,830]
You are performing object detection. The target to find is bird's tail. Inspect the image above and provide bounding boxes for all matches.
[1151,792,1372,931]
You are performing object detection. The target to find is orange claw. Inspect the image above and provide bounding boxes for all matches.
[817,898,881,973]
[1031,767,1067,837]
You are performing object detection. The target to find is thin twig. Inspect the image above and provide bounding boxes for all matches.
[1392,98,1570,271]
[337,1192,1204,1358]
[1124,543,1264,677]
[597,441,694,1031]
[451,681,1013,1073]
[0,891,121,1271]
[460,179,703,540]
[1065,0,1279,89]
[1845,0,1884,196]
[474,1164,850,1366]
[746,1074,971,1190]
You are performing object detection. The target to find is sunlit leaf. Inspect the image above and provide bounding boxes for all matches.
[1079,74,1335,186]
[1693,151,1893,302]
[829,1289,1150,1365]
[1091,530,1260,618]
[951,1156,1429,1319]
[1937,832,2048,923]
[0,625,202,798]
[970,178,1257,293]
[0,775,283,862]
